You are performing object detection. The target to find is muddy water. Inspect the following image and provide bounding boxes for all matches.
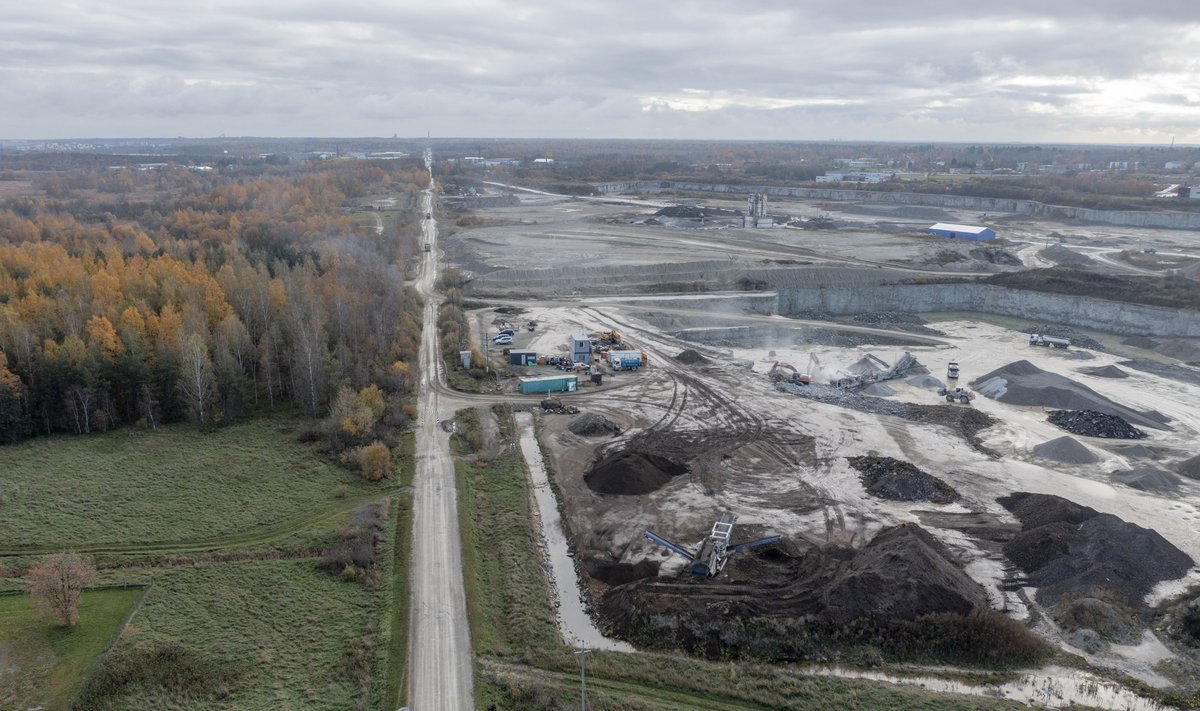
[513,412,633,651]
[807,665,1167,710]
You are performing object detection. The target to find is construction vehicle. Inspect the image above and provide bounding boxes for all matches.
[644,514,780,578]
[592,329,622,347]
[938,385,975,404]
[947,361,960,380]
[527,320,538,332]
[423,242,431,252]
[1029,333,1070,349]
[768,361,811,385]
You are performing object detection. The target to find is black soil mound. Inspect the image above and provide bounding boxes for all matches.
[584,451,687,495]
[1111,467,1182,492]
[1079,365,1130,379]
[970,361,1165,430]
[674,349,711,365]
[568,412,622,437]
[999,492,1192,609]
[587,560,659,586]
[1032,436,1099,465]
[1047,410,1147,439]
[847,455,958,504]
[1176,454,1200,480]
[822,523,988,623]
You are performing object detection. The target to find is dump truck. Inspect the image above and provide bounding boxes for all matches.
[947,361,960,380]
[607,350,643,371]
[423,243,431,252]
[1029,333,1070,349]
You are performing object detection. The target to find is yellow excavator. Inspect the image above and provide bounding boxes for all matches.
[593,329,622,346]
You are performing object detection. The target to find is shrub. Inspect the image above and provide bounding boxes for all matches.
[360,441,391,481]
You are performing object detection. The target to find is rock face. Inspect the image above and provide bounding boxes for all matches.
[999,492,1192,609]
[1047,410,1148,439]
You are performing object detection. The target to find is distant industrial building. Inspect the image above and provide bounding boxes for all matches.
[815,171,894,184]
[927,223,996,241]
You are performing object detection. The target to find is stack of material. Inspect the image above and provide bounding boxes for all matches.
[1047,410,1147,440]
[1032,436,1100,464]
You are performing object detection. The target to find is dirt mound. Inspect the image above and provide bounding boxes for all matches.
[673,349,710,365]
[1058,597,1142,646]
[1039,244,1097,268]
[584,451,687,495]
[999,492,1192,609]
[1176,454,1200,480]
[906,374,945,389]
[1111,467,1182,492]
[1078,364,1129,379]
[1047,410,1148,439]
[587,559,659,586]
[1111,444,1165,460]
[970,360,1165,430]
[847,456,958,504]
[568,413,622,437]
[861,382,896,397]
[1032,436,1100,465]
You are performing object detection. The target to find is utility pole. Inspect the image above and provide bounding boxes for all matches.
[574,644,591,711]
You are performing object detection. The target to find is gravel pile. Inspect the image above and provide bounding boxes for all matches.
[847,455,958,504]
[970,360,1165,430]
[906,374,945,389]
[1110,467,1181,492]
[1111,444,1164,460]
[1032,436,1099,465]
[1078,365,1129,379]
[1047,410,1147,439]
[999,492,1193,609]
[1174,454,1200,480]
[567,412,622,437]
[673,349,711,365]
[1039,244,1098,268]
[862,382,896,397]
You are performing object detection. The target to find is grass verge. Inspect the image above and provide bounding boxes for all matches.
[0,587,143,711]
[381,431,416,709]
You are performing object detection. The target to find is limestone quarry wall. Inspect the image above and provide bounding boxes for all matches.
[595,180,1200,230]
[777,284,1200,337]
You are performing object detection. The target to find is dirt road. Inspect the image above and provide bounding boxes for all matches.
[407,150,474,711]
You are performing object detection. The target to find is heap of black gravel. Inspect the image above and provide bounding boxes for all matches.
[673,349,711,365]
[1047,410,1147,440]
[847,455,959,504]
[567,412,622,437]
[998,492,1192,610]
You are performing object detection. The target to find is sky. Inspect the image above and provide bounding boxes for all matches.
[4,1,1200,143]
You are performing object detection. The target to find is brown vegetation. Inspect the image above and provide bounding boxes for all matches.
[26,552,97,626]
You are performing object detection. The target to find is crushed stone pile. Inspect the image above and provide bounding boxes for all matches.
[970,360,1166,430]
[1047,410,1147,440]
[1032,436,1099,465]
[584,451,687,495]
[540,397,580,415]
[1111,444,1164,460]
[567,412,622,437]
[1039,244,1098,268]
[847,455,958,504]
[906,374,945,389]
[1176,454,1200,480]
[999,492,1192,609]
[673,349,711,365]
[1110,467,1181,492]
[1078,364,1129,379]
[775,382,998,455]
[862,382,896,397]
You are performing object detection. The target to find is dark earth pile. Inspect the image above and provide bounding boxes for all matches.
[1111,467,1182,492]
[1032,436,1099,465]
[1111,444,1165,460]
[970,360,1166,430]
[847,456,958,504]
[599,523,1038,663]
[1047,410,1147,439]
[1038,244,1098,268]
[1177,454,1200,480]
[999,492,1192,609]
[1078,364,1129,379]
[673,349,711,365]
[584,451,687,495]
[567,412,622,437]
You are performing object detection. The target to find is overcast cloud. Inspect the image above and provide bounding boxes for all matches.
[3,1,1199,142]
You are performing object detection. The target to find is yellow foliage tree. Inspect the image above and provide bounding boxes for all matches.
[360,441,391,481]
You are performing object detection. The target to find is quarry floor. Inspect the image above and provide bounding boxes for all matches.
[446,188,1200,705]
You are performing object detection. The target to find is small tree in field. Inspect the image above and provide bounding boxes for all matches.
[360,440,391,481]
[27,552,96,626]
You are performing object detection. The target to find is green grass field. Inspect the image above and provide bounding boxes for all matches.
[0,587,143,711]
[0,415,378,549]
[81,560,376,710]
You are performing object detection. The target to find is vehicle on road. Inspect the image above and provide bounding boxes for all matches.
[493,334,513,345]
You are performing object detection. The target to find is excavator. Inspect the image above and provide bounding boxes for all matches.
[768,361,811,385]
[644,514,780,578]
[592,329,622,347]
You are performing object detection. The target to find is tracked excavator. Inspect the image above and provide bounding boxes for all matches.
[644,514,780,578]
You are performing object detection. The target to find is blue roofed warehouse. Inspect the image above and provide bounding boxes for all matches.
[927,223,996,241]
